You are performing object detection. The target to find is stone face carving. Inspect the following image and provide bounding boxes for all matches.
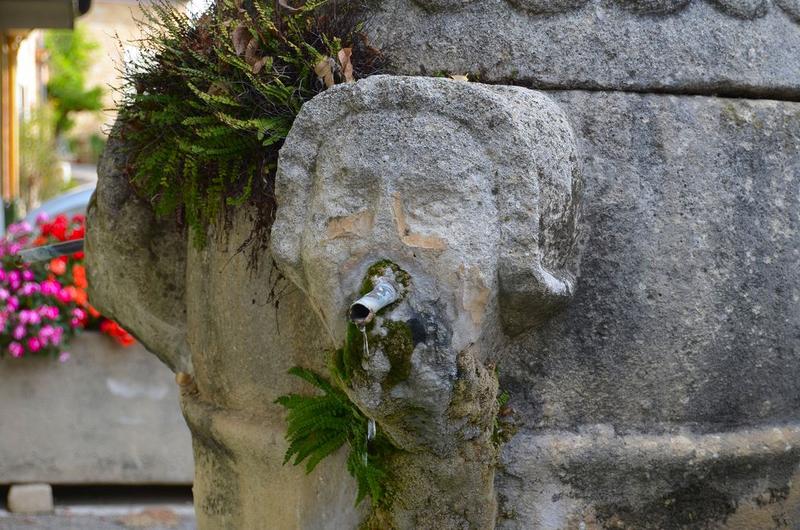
[272,75,582,341]
[271,75,582,526]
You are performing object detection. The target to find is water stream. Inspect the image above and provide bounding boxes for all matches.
[357,323,376,453]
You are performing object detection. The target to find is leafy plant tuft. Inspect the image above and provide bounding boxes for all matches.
[118,0,385,259]
[276,363,395,507]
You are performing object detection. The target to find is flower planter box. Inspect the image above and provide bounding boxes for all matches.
[0,333,193,485]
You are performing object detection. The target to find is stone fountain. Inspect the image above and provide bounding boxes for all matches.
[87,1,800,528]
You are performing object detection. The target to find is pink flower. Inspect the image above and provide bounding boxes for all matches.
[39,325,55,344]
[21,282,40,296]
[27,337,42,353]
[72,308,86,321]
[7,297,19,311]
[8,243,21,256]
[12,324,25,340]
[38,305,60,320]
[8,342,23,358]
[0,288,9,300]
[57,289,71,303]
[0,270,6,282]
[7,222,32,236]
[58,351,70,363]
[40,280,60,297]
[19,310,40,325]
[70,317,81,328]
[52,326,63,344]
[17,222,31,234]
[36,212,50,225]
[21,270,34,282]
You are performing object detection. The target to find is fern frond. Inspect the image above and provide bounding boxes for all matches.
[276,364,396,508]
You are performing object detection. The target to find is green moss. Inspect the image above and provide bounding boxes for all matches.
[360,259,411,296]
[382,321,414,389]
[335,321,373,383]
[497,390,510,407]
[337,319,414,389]
[492,389,518,448]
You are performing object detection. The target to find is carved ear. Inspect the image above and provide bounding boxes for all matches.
[491,86,583,337]
[498,262,575,336]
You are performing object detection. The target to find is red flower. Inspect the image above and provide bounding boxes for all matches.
[100,319,135,347]
[48,215,69,241]
[68,225,84,240]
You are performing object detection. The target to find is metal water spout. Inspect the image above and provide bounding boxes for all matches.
[349,278,398,326]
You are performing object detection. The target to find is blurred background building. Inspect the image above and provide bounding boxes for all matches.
[1,0,92,221]
[1,2,200,527]
[1,0,207,226]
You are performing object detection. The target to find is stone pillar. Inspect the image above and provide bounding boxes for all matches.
[87,2,800,528]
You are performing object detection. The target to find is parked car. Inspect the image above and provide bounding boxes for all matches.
[24,183,95,225]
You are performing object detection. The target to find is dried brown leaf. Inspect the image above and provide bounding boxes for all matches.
[253,57,268,74]
[245,38,261,66]
[232,24,250,56]
[315,57,335,88]
[338,48,354,83]
[278,0,302,12]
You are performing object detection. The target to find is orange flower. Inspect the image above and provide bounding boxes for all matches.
[68,286,88,307]
[72,264,88,289]
[49,258,67,276]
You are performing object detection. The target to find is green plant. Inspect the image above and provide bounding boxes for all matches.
[492,389,517,447]
[19,105,63,208]
[44,26,104,135]
[276,364,395,507]
[118,0,384,254]
[67,133,107,164]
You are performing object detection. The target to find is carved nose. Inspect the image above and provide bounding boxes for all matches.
[349,280,398,326]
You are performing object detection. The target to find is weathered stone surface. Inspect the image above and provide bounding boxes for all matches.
[495,92,800,527]
[366,0,800,96]
[86,132,191,372]
[88,74,800,527]
[0,334,193,485]
[498,424,800,528]
[6,484,53,514]
[89,80,800,528]
[182,207,365,530]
